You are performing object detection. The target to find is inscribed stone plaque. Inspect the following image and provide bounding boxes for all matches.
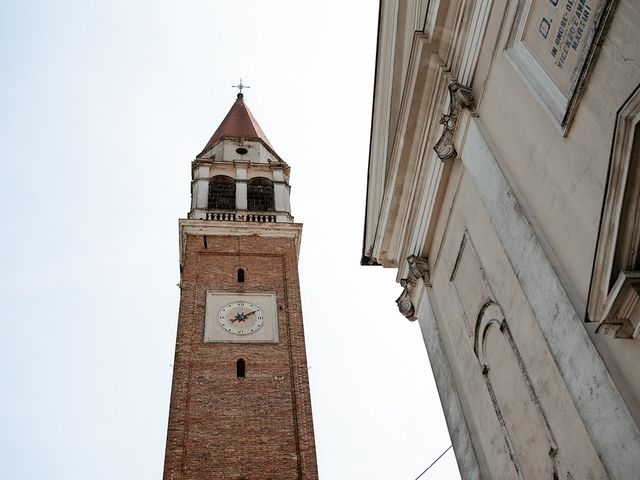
[523,0,604,96]
[506,0,609,127]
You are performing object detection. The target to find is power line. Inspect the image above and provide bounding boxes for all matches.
[414,445,453,479]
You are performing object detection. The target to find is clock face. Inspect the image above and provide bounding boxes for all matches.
[205,291,277,343]
[218,301,265,335]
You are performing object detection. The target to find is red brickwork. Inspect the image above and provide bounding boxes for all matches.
[163,227,318,480]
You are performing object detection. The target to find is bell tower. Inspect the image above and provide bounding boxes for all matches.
[163,92,318,480]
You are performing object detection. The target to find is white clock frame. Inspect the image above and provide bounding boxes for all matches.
[204,291,279,343]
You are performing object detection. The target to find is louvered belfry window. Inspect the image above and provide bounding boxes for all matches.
[247,177,274,211]
[208,175,236,210]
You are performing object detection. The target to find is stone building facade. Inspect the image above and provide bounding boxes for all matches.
[163,94,318,479]
[362,1,640,478]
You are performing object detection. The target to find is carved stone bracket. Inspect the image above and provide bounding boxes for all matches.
[361,246,381,266]
[396,279,416,319]
[433,81,475,162]
[596,271,640,339]
[395,255,430,321]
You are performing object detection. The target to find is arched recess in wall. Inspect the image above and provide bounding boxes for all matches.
[208,175,236,210]
[474,301,560,479]
[247,177,274,211]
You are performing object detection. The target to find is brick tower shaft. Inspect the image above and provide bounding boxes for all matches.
[163,94,318,479]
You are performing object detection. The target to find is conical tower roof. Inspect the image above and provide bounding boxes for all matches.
[198,93,275,157]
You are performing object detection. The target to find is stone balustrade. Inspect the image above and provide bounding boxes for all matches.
[195,210,277,223]
[206,211,236,221]
[245,213,276,223]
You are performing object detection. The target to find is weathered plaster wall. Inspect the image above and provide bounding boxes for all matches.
[425,166,608,479]
[416,291,481,480]
[588,324,640,425]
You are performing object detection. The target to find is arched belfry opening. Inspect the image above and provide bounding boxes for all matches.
[247,177,274,211]
[208,175,236,210]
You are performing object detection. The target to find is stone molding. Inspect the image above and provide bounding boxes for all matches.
[433,81,475,162]
[179,219,303,267]
[474,301,560,478]
[597,271,640,339]
[588,83,640,339]
[416,292,483,480]
[396,255,430,320]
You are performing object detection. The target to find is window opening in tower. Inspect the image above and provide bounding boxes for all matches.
[247,177,274,211]
[208,175,236,210]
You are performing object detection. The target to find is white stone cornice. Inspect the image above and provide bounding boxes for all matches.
[366,0,494,268]
[178,219,302,267]
[457,0,492,86]
[373,33,441,265]
[363,0,400,264]
[396,67,453,278]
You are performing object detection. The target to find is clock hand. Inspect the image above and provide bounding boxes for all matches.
[231,313,247,323]
[230,310,259,323]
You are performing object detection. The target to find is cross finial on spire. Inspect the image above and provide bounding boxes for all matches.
[232,79,250,98]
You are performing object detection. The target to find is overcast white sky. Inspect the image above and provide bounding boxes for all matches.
[0,1,460,478]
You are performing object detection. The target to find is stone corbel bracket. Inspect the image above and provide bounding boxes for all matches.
[596,271,640,339]
[396,255,430,321]
[433,81,475,162]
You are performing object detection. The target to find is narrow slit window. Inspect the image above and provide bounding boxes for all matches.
[237,268,245,283]
[236,359,246,378]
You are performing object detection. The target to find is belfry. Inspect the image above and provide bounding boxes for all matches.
[163,92,318,479]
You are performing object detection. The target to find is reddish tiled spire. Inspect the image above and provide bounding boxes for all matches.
[198,93,274,156]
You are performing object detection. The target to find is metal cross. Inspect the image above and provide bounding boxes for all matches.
[232,79,250,95]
